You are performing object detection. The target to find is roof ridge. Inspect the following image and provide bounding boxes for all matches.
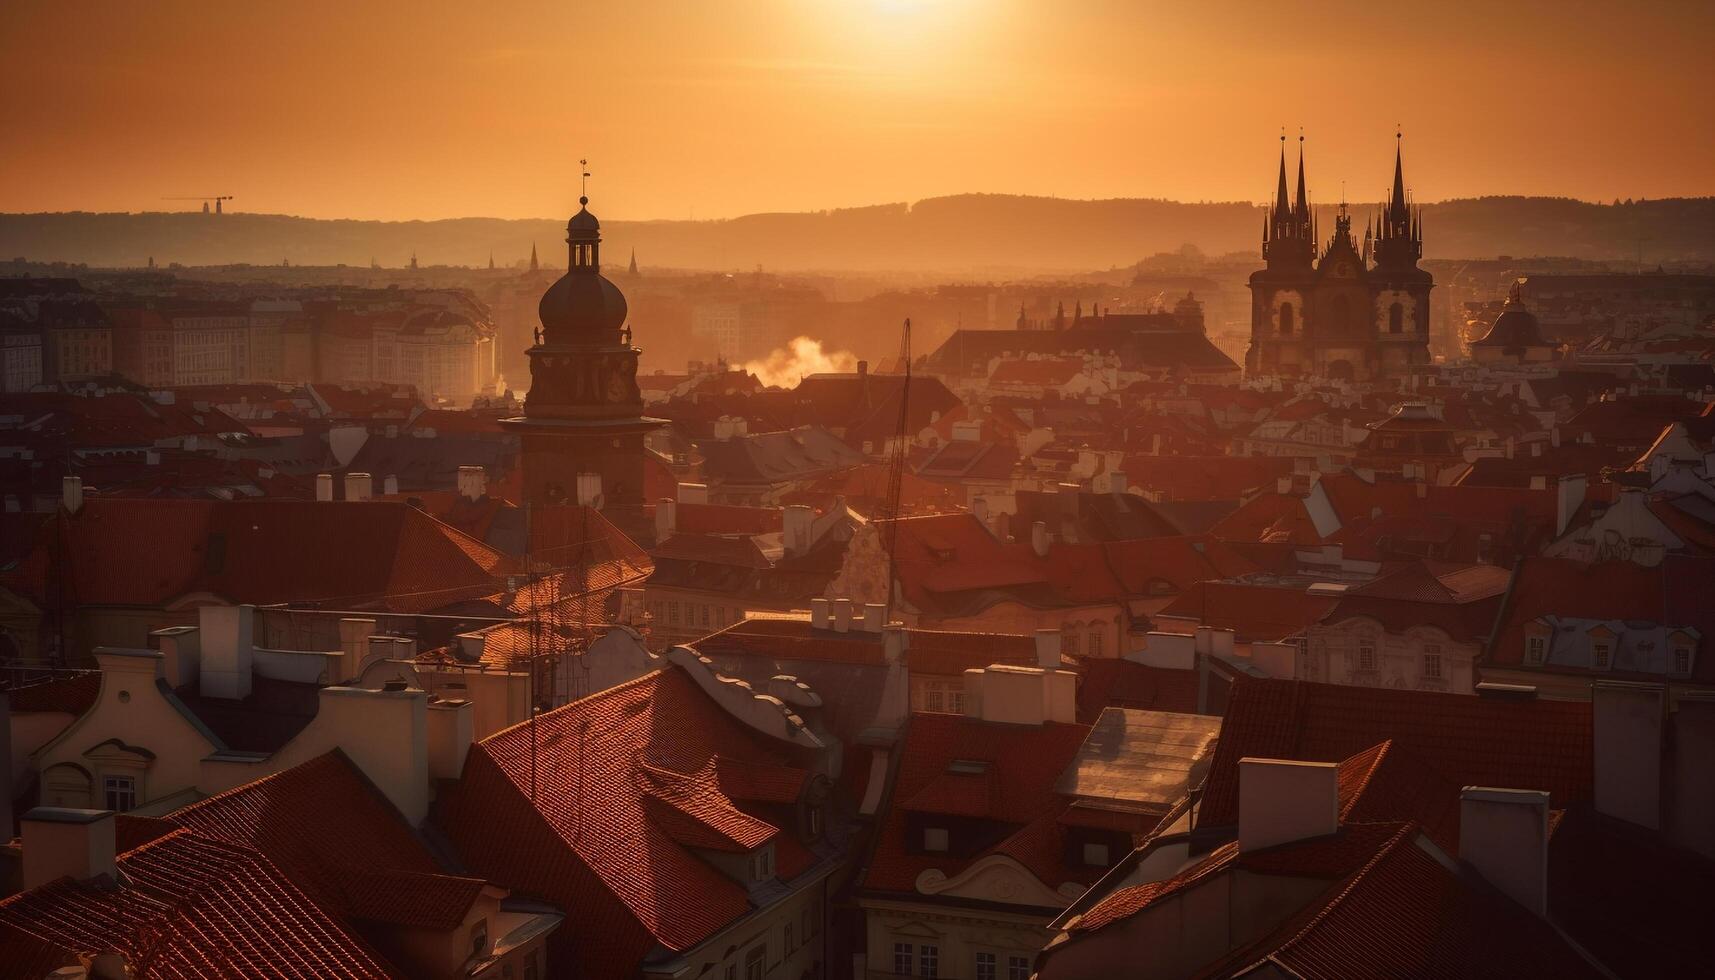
[477,667,668,746]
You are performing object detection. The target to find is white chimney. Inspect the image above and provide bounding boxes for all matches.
[150,625,201,688]
[1276,476,1293,494]
[61,476,83,514]
[382,474,399,496]
[832,598,853,633]
[1459,787,1550,917]
[882,623,906,664]
[1238,758,1339,852]
[862,603,886,633]
[316,472,335,502]
[426,698,473,781]
[345,472,373,502]
[1031,521,1050,557]
[456,465,487,501]
[1034,628,1063,669]
[575,472,603,507]
[962,665,1076,725]
[655,498,677,543]
[198,604,255,700]
[784,505,814,557]
[1556,473,1588,536]
[810,597,831,631]
[1593,680,1664,831]
[21,807,117,889]
[676,481,709,505]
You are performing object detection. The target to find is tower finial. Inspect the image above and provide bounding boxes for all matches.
[579,158,590,206]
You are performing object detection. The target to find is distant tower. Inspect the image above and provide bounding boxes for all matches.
[489,252,495,270]
[410,252,418,271]
[146,256,155,269]
[628,247,639,276]
[502,177,663,528]
[1368,130,1433,373]
[529,242,539,272]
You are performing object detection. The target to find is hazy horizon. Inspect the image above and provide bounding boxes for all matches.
[3,1,1711,222]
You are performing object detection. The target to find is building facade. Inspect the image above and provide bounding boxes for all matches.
[1246,138,1432,381]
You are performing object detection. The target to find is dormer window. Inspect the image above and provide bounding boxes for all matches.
[752,845,774,880]
[1526,635,1547,665]
[1674,645,1693,676]
[469,919,489,957]
[1592,641,1612,670]
[923,827,949,852]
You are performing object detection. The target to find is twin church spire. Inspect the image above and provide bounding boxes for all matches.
[1263,130,1421,271]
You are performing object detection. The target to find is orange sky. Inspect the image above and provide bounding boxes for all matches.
[3,1,1711,221]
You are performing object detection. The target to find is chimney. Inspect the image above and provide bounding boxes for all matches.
[198,604,254,701]
[1459,787,1550,917]
[345,472,373,502]
[456,465,487,501]
[856,359,868,378]
[575,472,603,507]
[832,598,853,633]
[1031,521,1050,557]
[1276,476,1293,494]
[862,602,886,633]
[21,807,116,889]
[1556,473,1588,536]
[1034,628,1063,669]
[655,498,677,543]
[382,474,399,496]
[676,481,709,505]
[150,625,201,688]
[972,496,990,526]
[784,504,814,557]
[337,617,377,683]
[810,597,831,631]
[426,697,473,781]
[961,665,1076,726]
[316,472,335,502]
[1593,680,1664,830]
[61,476,83,514]
[1670,692,1715,859]
[1237,758,1339,852]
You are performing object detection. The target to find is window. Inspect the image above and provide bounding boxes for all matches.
[668,601,680,625]
[1063,632,1080,657]
[1423,645,1442,680]
[1280,302,1295,335]
[469,919,489,957]
[947,688,966,714]
[1009,956,1031,980]
[919,944,939,978]
[976,952,997,980]
[103,774,137,812]
[784,922,794,952]
[923,827,949,852]
[1389,302,1404,334]
[809,806,824,839]
[1593,642,1612,670]
[1082,842,1110,866]
[726,966,737,980]
[894,943,914,975]
[701,604,710,627]
[745,945,766,980]
[752,846,774,880]
[1088,631,1104,657]
[1674,646,1692,675]
[1358,643,1376,671]
[926,687,944,713]
[1526,635,1547,665]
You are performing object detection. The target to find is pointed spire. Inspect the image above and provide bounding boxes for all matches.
[628,247,639,276]
[1274,130,1290,219]
[1391,128,1408,216]
[488,251,495,270]
[529,242,539,272]
[1294,129,1308,218]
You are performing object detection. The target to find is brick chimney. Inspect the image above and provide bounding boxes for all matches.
[1238,758,1339,852]
[21,807,116,889]
[1459,787,1550,916]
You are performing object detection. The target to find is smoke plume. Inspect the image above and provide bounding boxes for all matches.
[743,336,857,388]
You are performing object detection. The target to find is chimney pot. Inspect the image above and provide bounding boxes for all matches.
[61,476,83,514]
[832,598,853,633]
[1034,628,1063,668]
[1031,521,1050,558]
[810,598,831,631]
[862,602,886,633]
[456,465,487,502]
[345,471,373,503]
[316,472,335,502]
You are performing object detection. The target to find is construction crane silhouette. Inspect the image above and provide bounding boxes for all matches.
[162,195,234,214]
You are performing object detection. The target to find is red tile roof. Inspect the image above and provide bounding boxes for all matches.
[0,828,395,979]
[1198,677,1593,836]
[1155,581,1340,642]
[1321,561,1512,644]
[167,751,484,933]
[437,667,820,978]
[1101,535,1258,597]
[1073,657,1214,724]
[862,712,1095,896]
[1,672,99,715]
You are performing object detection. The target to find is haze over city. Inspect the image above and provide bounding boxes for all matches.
[3,4,1715,979]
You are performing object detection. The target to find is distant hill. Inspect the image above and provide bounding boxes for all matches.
[3,194,1712,273]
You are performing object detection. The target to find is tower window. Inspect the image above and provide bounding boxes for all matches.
[1279,302,1294,335]
[1389,302,1404,334]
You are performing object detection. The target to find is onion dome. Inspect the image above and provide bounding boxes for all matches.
[538,194,628,345]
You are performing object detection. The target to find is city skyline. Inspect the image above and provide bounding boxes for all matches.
[2,0,1712,222]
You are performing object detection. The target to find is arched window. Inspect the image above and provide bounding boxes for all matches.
[1279,302,1294,335]
[1389,302,1404,334]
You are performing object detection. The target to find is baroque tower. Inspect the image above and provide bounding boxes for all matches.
[1246,133,1432,381]
[502,187,663,528]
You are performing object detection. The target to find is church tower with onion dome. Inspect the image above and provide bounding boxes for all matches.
[503,177,663,524]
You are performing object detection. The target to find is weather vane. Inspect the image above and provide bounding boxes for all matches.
[580,158,590,204]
